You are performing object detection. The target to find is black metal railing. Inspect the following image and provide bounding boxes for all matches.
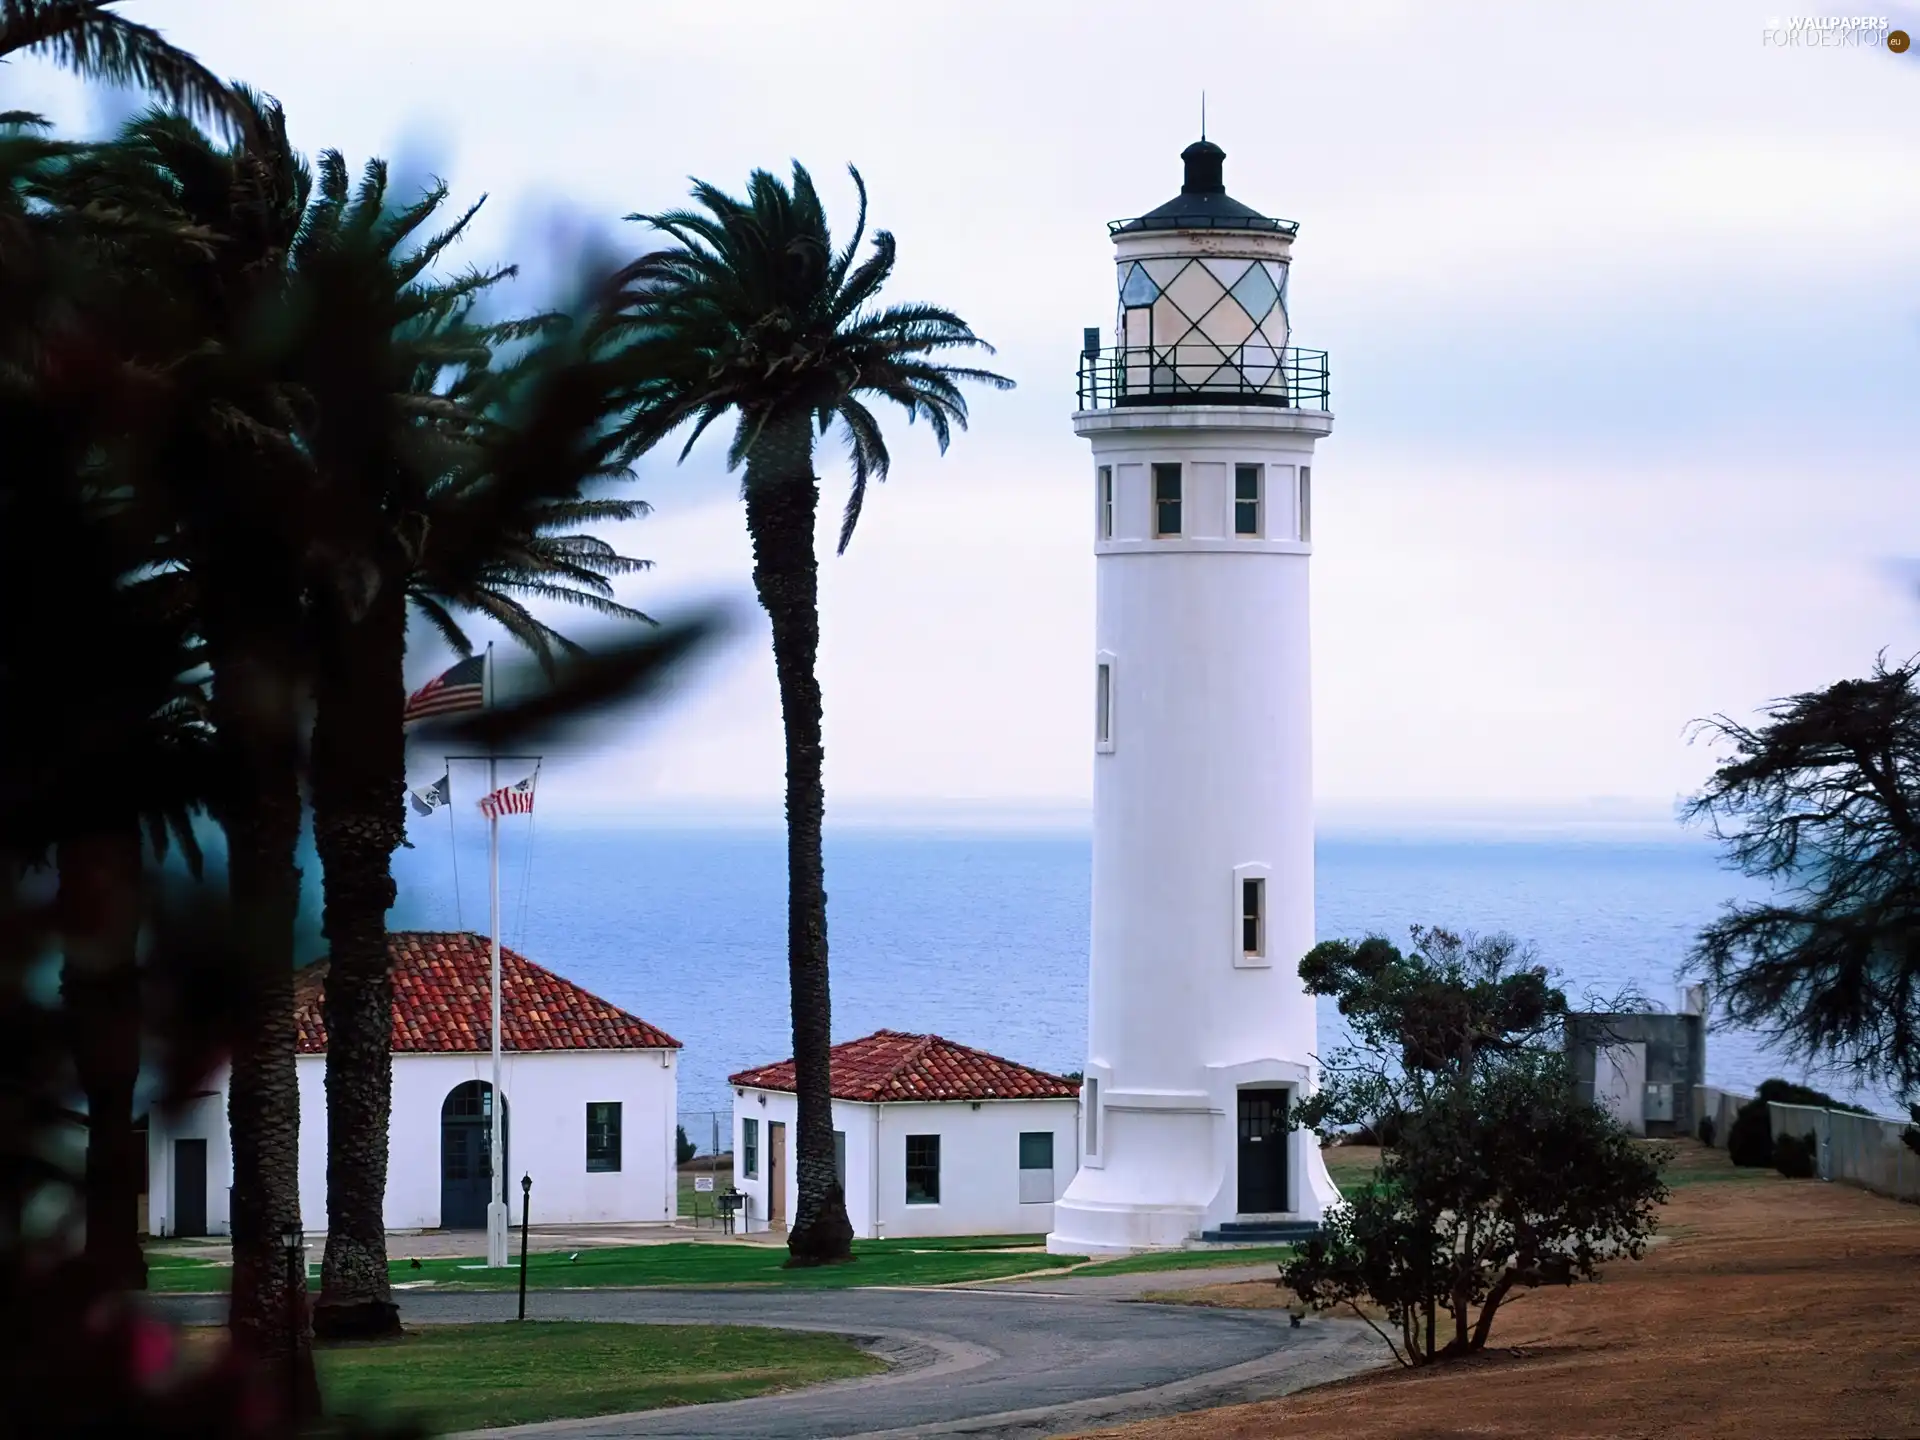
[1107,214,1299,237]
[1075,345,1330,411]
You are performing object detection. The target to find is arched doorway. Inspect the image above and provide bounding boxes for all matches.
[441,1081,509,1230]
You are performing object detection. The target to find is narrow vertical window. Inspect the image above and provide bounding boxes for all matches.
[1018,1131,1055,1203]
[1299,465,1312,542]
[1085,1077,1100,1155]
[742,1117,759,1179]
[905,1134,941,1204]
[1153,463,1182,537]
[1234,464,1262,536]
[1242,878,1266,958]
[585,1102,622,1172]
[1098,465,1114,539]
[1095,662,1112,747]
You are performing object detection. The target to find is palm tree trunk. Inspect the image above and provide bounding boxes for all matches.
[745,413,853,1266]
[57,826,147,1291]
[209,641,320,1417]
[310,577,405,1339]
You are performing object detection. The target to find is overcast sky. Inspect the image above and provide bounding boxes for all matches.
[12,1,1917,828]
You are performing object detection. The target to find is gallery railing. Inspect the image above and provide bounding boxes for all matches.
[1075,344,1330,411]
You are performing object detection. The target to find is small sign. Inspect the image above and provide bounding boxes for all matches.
[693,1176,715,1193]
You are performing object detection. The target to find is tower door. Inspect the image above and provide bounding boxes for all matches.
[173,1138,207,1237]
[1237,1089,1290,1215]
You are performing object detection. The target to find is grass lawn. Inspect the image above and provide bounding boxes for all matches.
[1070,1244,1295,1278]
[319,1322,884,1431]
[392,1237,1079,1290]
[145,1252,233,1293]
[677,1164,734,1219]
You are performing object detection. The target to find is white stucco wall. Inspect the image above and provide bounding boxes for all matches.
[732,1089,1080,1239]
[148,1048,676,1236]
[1050,398,1340,1255]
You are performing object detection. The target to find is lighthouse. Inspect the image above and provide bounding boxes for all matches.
[1047,139,1340,1255]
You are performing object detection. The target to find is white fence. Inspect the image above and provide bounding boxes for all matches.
[1691,1084,1920,1204]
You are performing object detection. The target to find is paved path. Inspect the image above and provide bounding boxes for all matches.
[156,1286,1384,1439]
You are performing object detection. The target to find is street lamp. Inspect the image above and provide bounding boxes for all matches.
[517,1174,533,1321]
[278,1222,304,1418]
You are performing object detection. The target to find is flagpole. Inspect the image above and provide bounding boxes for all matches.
[486,641,507,1268]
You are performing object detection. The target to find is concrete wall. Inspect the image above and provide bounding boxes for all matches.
[148,1048,677,1237]
[732,1089,1081,1239]
[1566,1012,1705,1137]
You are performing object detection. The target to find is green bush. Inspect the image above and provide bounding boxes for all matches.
[1772,1130,1818,1178]
[1697,1114,1716,1148]
[675,1125,697,1167]
[1755,1078,1870,1115]
[1726,1097,1774,1167]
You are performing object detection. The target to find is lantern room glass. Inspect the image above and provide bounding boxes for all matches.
[1116,256,1290,399]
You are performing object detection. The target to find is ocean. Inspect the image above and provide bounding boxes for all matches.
[388,824,1907,1129]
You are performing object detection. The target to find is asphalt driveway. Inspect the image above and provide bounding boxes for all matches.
[156,1284,1384,1439]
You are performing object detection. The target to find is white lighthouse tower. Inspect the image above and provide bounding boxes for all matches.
[1047,139,1340,1255]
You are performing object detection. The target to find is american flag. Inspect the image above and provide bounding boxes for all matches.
[403,655,485,724]
[478,773,537,820]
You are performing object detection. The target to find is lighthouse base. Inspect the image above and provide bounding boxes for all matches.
[1045,1077,1342,1256]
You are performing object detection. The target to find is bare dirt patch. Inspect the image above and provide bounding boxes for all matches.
[1083,1141,1920,1440]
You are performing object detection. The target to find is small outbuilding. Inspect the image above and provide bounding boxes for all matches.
[147,931,681,1236]
[729,1030,1082,1239]
[1566,989,1707,1139]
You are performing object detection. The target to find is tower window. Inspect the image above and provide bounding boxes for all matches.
[1242,878,1266,958]
[1234,465,1262,536]
[1095,661,1112,747]
[1299,466,1312,542]
[1085,1077,1100,1156]
[1153,463,1182,537]
[1098,465,1114,539]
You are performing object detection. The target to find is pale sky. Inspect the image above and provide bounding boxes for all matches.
[12,1,1917,827]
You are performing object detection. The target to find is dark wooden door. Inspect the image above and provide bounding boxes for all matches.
[1237,1089,1290,1214]
[441,1081,507,1229]
[173,1138,207,1237]
[767,1121,787,1230]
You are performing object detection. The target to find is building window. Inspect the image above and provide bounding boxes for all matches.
[1153,463,1182,537]
[1242,878,1265,958]
[1234,465,1262,536]
[1085,1077,1100,1156]
[834,1130,846,1193]
[1095,662,1112,746]
[742,1117,759,1179]
[1299,466,1312,542]
[1098,465,1114,539]
[585,1102,622,1173]
[905,1134,941,1204]
[1019,1131,1054,1204]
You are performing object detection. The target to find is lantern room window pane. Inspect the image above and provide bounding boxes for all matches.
[1153,464,1182,537]
[1234,465,1262,536]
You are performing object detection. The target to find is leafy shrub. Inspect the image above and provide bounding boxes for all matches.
[675,1124,697,1167]
[1773,1130,1818,1178]
[1726,1097,1774,1167]
[1697,1114,1716,1148]
[1755,1077,1871,1115]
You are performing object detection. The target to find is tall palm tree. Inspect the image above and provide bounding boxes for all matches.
[606,163,1009,1263]
[0,0,234,129]
[75,92,323,1409]
[284,155,653,1336]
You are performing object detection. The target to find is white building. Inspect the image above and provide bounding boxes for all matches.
[1047,138,1342,1256]
[729,1030,1081,1239]
[147,931,680,1237]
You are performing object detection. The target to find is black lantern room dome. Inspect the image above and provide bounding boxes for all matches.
[1111,140,1297,236]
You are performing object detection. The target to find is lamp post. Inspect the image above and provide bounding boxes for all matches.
[517,1174,532,1321]
[278,1222,304,1418]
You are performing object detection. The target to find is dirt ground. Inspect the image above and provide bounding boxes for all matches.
[1081,1142,1920,1440]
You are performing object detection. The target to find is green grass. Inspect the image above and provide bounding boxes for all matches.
[677,1166,734,1218]
[1070,1244,1296,1278]
[391,1238,1079,1291]
[145,1252,232,1292]
[318,1322,884,1431]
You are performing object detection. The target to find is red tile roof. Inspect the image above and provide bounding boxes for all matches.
[294,931,679,1054]
[729,1029,1079,1103]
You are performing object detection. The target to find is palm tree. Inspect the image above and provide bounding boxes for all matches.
[606,163,1009,1263]
[0,1,235,129]
[75,92,322,1409]
[284,156,652,1336]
